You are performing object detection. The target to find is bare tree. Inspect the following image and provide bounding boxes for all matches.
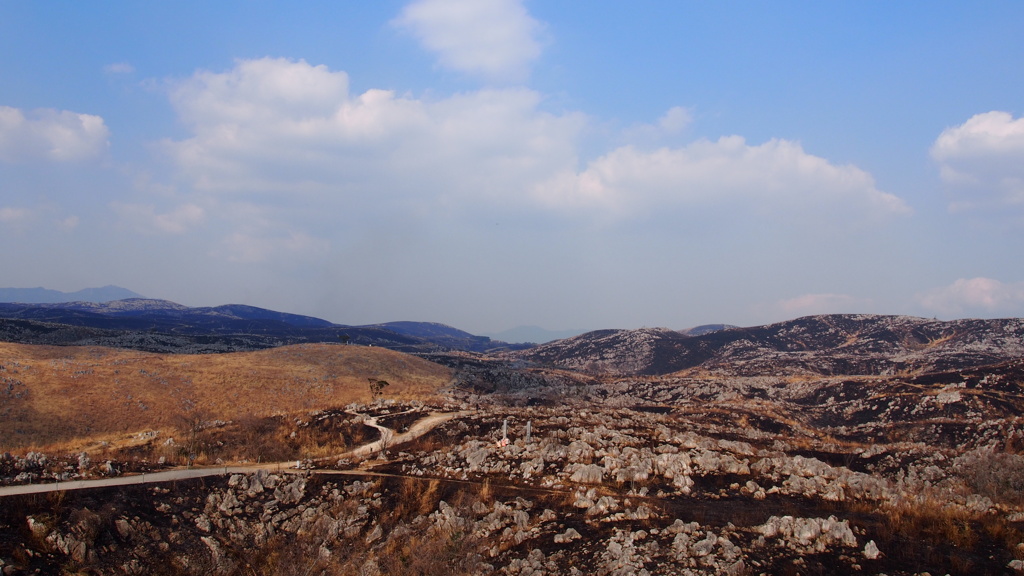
[368,378,390,401]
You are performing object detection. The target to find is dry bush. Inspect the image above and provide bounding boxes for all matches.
[142,410,383,465]
[376,525,485,576]
[875,498,979,550]
[959,449,1024,506]
[232,414,290,463]
[400,428,449,454]
[853,496,1024,571]
[238,532,338,576]
[375,493,487,576]
[288,415,380,459]
[392,477,445,520]
[229,478,487,576]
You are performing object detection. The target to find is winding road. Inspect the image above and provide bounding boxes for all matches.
[0,410,467,498]
[339,409,464,460]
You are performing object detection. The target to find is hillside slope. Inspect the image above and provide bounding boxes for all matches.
[0,342,451,449]
[511,314,1024,376]
[0,300,525,353]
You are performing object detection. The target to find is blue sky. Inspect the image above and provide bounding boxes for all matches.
[2,1,1023,334]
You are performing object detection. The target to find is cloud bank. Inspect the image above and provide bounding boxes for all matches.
[918,277,1024,317]
[164,57,584,207]
[163,58,908,232]
[533,137,911,221]
[0,106,109,163]
[932,111,1024,209]
[126,55,918,328]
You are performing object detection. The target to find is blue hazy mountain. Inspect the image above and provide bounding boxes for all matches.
[0,298,528,354]
[0,285,144,304]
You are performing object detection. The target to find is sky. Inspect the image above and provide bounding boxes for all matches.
[2,1,1024,335]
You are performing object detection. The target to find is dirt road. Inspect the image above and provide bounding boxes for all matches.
[0,410,467,497]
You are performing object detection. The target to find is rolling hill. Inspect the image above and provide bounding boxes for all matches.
[509,314,1024,376]
[0,341,452,450]
[0,299,526,354]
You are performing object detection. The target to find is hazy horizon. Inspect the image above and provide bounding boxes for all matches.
[2,284,1014,344]
[2,2,1023,334]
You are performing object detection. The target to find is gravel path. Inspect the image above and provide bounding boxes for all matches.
[0,410,467,497]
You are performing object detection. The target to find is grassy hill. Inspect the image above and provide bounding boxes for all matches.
[0,342,452,451]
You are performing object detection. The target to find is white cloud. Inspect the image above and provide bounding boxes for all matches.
[656,107,692,135]
[931,111,1024,208]
[0,207,30,224]
[57,215,79,231]
[777,293,872,317]
[1,207,80,233]
[112,202,205,234]
[104,62,135,75]
[918,277,1024,317]
[393,0,544,81]
[170,58,350,129]
[0,106,109,163]
[164,58,584,206]
[621,107,693,145]
[532,136,911,220]
[159,57,906,259]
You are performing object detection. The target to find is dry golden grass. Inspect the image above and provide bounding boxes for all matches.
[0,342,452,451]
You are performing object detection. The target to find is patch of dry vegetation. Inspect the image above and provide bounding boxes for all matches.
[959,449,1024,506]
[0,342,451,451]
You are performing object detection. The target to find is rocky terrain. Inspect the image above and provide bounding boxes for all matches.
[3,392,1024,575]
[0,313,1023,574]
[511,314,1024,377]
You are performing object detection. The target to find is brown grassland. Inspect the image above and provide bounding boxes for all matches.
[0,342,451,452]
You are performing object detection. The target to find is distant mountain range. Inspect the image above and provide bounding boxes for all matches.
[6,289,1020,380]
[0,285,144,304]
[0,297,528,354]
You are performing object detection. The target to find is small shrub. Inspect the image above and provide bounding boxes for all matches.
[377,520,485,576]
[959,449,1024,505]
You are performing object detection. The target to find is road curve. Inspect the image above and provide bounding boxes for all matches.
[0,410,468,498]
[340,410,467,460]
